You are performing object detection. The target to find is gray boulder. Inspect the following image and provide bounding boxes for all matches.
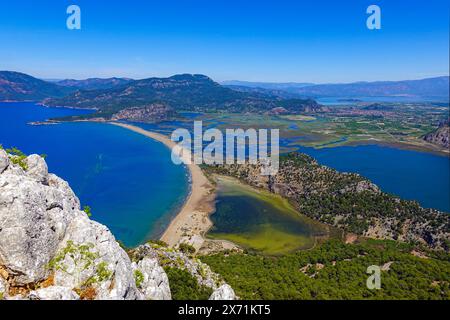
[209,284,236,300]
[0,149,9,174]
[29,286,80,300]
[0,275,6,299]
[25,154,48,183]
[132,257,171,300]
[53,217,141,300]
[0,163,78,284]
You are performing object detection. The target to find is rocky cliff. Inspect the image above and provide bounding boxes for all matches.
[0,149,235,300]
[423,124,449,150]
[111,103,177,123]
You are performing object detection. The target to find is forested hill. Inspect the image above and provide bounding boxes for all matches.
[54,77,133,91]
[0,71,72,101]
[43,74,325,117]
[204,152,450,251]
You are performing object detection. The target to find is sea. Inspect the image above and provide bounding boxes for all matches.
[1,102,448,248]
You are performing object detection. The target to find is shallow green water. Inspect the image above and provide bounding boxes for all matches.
[207,177,331,255]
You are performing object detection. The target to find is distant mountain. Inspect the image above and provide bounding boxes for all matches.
[0,71,72,101]
[423,121,450,149]
[223,84,306,99]
[221,80,314,90]
[44,74,324,119]
[289,76,450,99]
[56,77,133,91]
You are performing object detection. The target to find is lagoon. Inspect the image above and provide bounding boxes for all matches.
[207,176,331,255]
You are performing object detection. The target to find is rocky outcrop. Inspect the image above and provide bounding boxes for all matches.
[131,257,171,300]
[0,149,8,173]
[111,103,177,123]
[423,124,449,150]
[0,150,143,300]
[0,275,6,298]
[131,243,236,300]
[209,284,236,300]
[0,150,236,300]
[29,286,80,300]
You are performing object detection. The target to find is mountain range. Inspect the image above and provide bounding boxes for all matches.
[0,71,448,122]
[221,80,314,90]
[0,71,72,101]
[54,77,133,91]
[226,77,450,99]
[43,73,324,118]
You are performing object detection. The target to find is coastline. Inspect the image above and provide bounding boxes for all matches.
[108,122,217,250]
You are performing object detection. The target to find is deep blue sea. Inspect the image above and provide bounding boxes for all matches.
[0,102,189,247]
[296,144,450,212]
[1,102,448,248]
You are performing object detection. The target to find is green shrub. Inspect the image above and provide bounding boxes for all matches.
[83,206,92,217]
[134,270,145,288]
[147,240,168,247]
[6,147,28,171]
[164,267,212,300]
[179,243,196,255]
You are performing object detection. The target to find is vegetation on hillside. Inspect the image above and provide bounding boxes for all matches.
[43,74,324,119]
[164,267,213,300]
[204,152,450,250]
[0,71,72,100]
[201,239,450,300]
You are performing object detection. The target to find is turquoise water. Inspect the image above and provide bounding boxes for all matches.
[0,102,190,247]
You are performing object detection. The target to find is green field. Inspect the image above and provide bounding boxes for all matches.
[195,102,449,154]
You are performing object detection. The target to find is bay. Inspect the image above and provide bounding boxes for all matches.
[0,102,190,247]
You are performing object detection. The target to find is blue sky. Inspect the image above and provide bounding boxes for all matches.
[0,0,448,82]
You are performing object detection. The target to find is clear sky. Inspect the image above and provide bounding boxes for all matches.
[0,0,448,83]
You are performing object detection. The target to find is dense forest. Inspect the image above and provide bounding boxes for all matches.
[201,239,450,300]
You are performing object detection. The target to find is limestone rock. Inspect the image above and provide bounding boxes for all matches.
[0,152,140,300]
[132,257,171,300]
[0,276,6,298]
[132,243,227,292]
[29,286,80,300]
[209,284,236,300]
[0,166,79,284]
[53,217,141,300]
[25,154,48,183]
[0,149,9,174]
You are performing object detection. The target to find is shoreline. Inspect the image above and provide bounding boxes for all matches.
[108,122,217,250]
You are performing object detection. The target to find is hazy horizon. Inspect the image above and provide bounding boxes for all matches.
[2,70,447,85]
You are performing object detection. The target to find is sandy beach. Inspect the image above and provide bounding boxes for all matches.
[109,122,217,249]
